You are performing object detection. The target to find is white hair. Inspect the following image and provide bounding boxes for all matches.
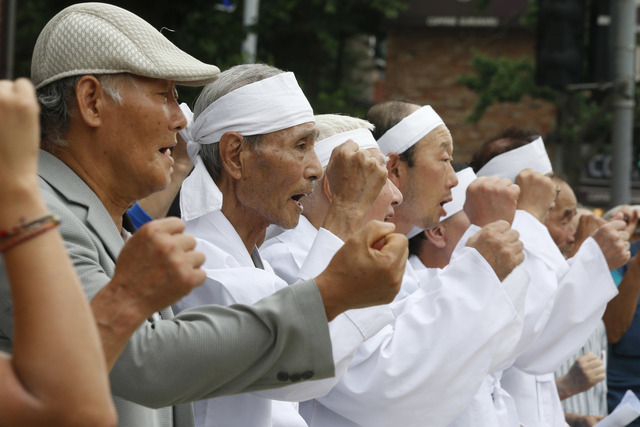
[315,114,374,141]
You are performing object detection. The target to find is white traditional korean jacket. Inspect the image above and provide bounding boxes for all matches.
[262,216,530,426]
[173,210,396,427]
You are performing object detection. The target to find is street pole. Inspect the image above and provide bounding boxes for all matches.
[0,0,16,79]
[610,0,636,206]
[242,0,259,63]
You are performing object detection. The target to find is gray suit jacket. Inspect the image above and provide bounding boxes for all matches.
[0,151,334,427]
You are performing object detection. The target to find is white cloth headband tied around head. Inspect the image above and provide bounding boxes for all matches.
[476,137,552,182]
[315,128,379,168]
[376,105,445,155]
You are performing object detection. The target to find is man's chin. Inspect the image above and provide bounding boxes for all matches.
[421,215,439,230]
[560,244,574,259]
[277,214,301,230]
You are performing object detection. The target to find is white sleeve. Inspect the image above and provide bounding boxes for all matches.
[306,248,528,427]
[514,237,618,373]
[297,227,344,281]
[498,210,564,369]
[257,305,395,402]
[258,227,394,401]
[259,238,304,285]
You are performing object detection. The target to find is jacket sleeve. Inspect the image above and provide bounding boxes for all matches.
[110,281,335,407]
[40,192,337,407]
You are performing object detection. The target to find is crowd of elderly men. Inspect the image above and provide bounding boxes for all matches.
[0,3,635,427]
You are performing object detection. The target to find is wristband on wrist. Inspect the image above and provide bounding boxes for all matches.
[0,213,60,253]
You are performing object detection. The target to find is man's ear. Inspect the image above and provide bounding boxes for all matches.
[74,75,106,128]
[218,132,246,180]
[386,153,402,188]
[425,226,447,249]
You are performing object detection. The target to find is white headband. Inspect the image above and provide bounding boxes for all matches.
[185,72,314,148]
[441,167,476,221]
[407,167,477,239]
[376,105,445,155]
[178,73,314,222]
[476,137,552,181]
[315,128,379,168]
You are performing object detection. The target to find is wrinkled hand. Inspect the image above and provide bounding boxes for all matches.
[0,79,40,191]
[568,414,604,427]
[615,205,639,240]
[325,141,387,214]
[592,216,631,270]
[568,212,606,257]
[515,169,557,223]
[464,177,520,227]
[557,352,605,400]
[111,217,206,317]
[466,220,524,281]
[315,220,407,320]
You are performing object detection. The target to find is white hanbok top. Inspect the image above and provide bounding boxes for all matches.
[500,236,617,427]
[262,216,530,426]
[407,254,440,284]
[501,369,568,427]
[448,211,617,427]
[173,210,396,427]
[262,216,421,299]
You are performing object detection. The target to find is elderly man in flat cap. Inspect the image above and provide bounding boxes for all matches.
[0,3,406,427]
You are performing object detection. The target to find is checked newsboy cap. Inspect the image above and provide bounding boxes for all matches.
[31,2,220,89]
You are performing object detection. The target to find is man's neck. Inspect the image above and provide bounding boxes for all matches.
[391,216,413,237]
[53,148,131,231]
[302,211,323,231]
[219,200,268,254]
[419,249,449,270]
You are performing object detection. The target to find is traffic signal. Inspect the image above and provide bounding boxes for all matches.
[536,0,588,88]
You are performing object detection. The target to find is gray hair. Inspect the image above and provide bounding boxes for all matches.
[194,63,285,181]
[38,74,130,152]
[365,100,420,166]
[314,114,374,141]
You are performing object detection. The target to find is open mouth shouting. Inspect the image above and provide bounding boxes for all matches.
[158,144,176,165]
[439,196,452,216]
[291,192,312,212]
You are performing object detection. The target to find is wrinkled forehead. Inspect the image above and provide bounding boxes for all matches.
[416,125,453,154]
[556,183,577,210]
[262,121,318,145]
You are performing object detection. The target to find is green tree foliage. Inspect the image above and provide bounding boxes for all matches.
[257,0,405,115]
[457,53,554,123]
[454,0,636,188]
[457,48,614,186]
[14,0,406,114]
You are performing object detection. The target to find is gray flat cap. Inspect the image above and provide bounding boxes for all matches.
[31,2,220,89]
